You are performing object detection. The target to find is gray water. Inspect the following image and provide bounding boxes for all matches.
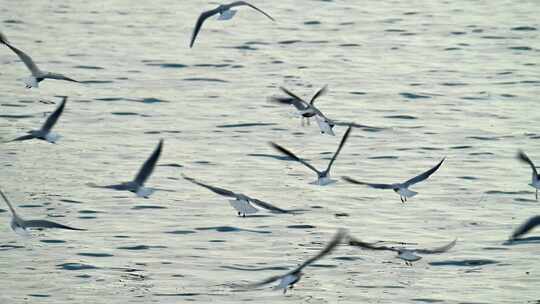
[1,0,539,303]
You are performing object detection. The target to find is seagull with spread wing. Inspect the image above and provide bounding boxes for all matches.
[189,1,274,48]
[270,85,330,128]
[349,236,456,266]
[517,150,540,201]
[0,189,85,234]
[509,215,540,241]
[343,157,445,203]
[0,31,79,88]
[182,174,290,217]
[88,139,163,198]
[244,229,346,293]
[10,96,67,143]
[270,125,352,185]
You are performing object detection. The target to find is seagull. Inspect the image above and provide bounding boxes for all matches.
[244,229,346,293]
[517,150,540,201]
[270,85,328,126]
[10,96,67,143]
[509,215,540,241]
[0,31,79,88]
[0,189,85,234]
[189,1,275,48]
[88,139,163,198]
[342,157,445,203]
[349,236,456,266]
[270,125,352,185]
[182,174,290,217]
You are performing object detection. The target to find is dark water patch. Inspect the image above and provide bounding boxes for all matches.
[221,265,289,271]
[501,94,516,98]
[481,35,507,39]
[309,263,338,269]
[400,92,431,99]
[469,152,494,156]
[74,65,104,70]
[335,213,349,217]
[132,205,167,210]
[116,245,167,250]
[278,40,301,45]
[451,145,473,149]
[78,252,114,257]
[4,19,24,24]
[411,298,444,303]
[19,204,43,208]
[485,190,530,195]
[78,210,103,214]
[334,256,363,261]
[420,146,443,151]
[132,97,168,104]
[209,239,226,243]
[445,47,461,51]
[467,136,499,141]
[340,43,360,47]
[193,63,230,68]
[158,163,183,168]
[229,45,258,51]
[368,155,398,160]
[80,80,114,84]
[441,82,468,86]
[111,112,140,116]
[0,208,5,213]
[349,91,366,95]
[521,80,540,84]
[451,31,467,35]
[0,244,25,250]
[165,230,196,235]
[508,46,532,51]
[216,122,277,128]
[429,259,499,267]
[195,226,271,234]
[40,239,66,244]
[384,115,417,120]
[28,294,50,298]
[482,246,509,251]
[458,176,478,180]
[183,77,228,83]
[514,197,538,203]
[76,274,92,278]
[287,224,316,229]
[0,114,34,119]
[511,26,536,31]
[248,153,294,161]
[154,293,201,297]
[385,29,406,32]
[60,199,84,204]
[148,63,188,69]
[58,263,99,270]
[95,97,123,102]
[304,20,321,25]
[192,160,215,165]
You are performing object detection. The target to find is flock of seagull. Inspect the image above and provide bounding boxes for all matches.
[1,1,540,295]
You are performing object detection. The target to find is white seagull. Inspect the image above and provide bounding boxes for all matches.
[270,85,329,127]
[0,189,85,234]
[509,215,540,241]
[182,174,290,217]
[0,31,79,88]
[270,125,352,185]
[10,96,67,143]
[244,229,346,293]
[88,139,163,198]
[517,150,540,201]
[343,157,445,203]
[190,1,275,48]
[349,236,456,266]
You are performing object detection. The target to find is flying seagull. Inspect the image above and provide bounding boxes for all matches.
[10,96,67,143]
[244,229,346,293]
[509,215,540,241]
[88,139,163,198]
[342,157,445,203]
[517,150,540,201]
[0,189,85,234]
[182,174,290,216]
[0,31,79,88]
[270,85,328,127]
[349,236,456,266]
[190,1,275,48]
[270,125,352,185]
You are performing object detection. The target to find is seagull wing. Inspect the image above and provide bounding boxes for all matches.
[40,96,67,133]
[23,219,86,231]
[190,8,220,48]
[270,142,321,175]
[0,33,41,75]
[279,87,310,110]
[133,139,163,186]
[348,236,399,252]
[342,176,395,189]
[44,72,79,82]
[517,150,538,180]
[248,197,288,213]
[403,157,445,187]
[182,175,237,198]
[510,215,540,240]
[309,85,328,105]
[11,134,36,142]
[268,96,308,111]
[415,239,457,254]
[0,189,18,217]
[244,274,284,288]
[294,228,346,272]
[229,1,275,21]
[324,125,352,173]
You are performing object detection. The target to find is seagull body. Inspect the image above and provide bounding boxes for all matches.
[189,1,274,48]
[270,126,352,185]
[0,189,85,233]
[11,96,67,143]
[517,150,540,200]
[245,229,346,293]
[343,157,445,202]
[89,139,163,198]
[182,175,289,216]
[509,215,540,241]
[349,237,456,265]
[0,31,79,88]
